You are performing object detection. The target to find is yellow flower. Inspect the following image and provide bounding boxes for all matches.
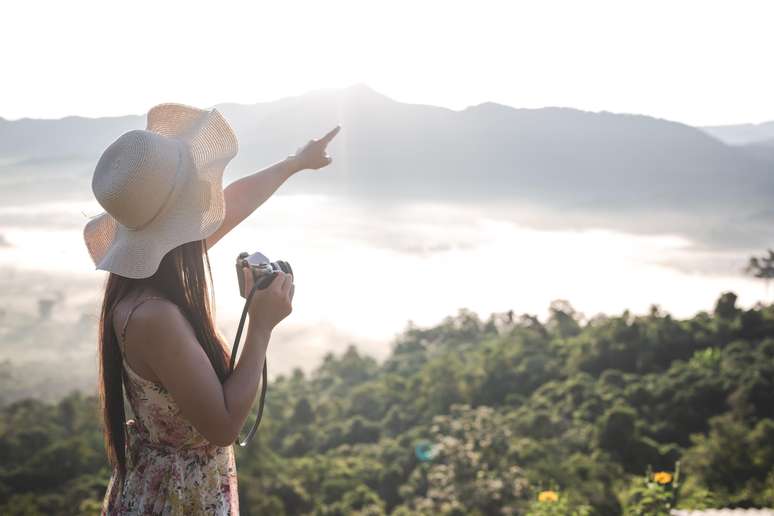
[538,490,559,502]
[653,471,673,484]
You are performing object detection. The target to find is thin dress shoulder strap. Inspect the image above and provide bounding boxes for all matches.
[119,296,167,357]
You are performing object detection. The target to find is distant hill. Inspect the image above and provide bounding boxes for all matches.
[739,138,774,163]
[0,114,141,162]
[2,84,773,247]
[701,120,774,146]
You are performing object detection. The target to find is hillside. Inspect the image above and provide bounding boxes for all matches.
[1,293,773,514]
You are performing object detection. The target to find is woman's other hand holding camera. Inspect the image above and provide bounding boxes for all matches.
[242,268,294,333]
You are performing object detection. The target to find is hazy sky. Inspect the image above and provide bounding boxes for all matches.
[3,0,772,125]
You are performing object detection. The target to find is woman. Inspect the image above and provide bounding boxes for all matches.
[83,103,340,514]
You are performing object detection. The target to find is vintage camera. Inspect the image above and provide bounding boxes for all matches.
[236,251,293,298]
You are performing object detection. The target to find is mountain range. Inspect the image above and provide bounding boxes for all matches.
[1,83,772,249]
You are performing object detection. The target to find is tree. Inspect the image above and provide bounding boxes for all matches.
[745,249,774,301]
[713,292,739,320]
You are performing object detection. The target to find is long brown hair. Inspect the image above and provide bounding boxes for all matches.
[97,239,230,481]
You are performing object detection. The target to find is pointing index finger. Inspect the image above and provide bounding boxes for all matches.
[319,125,341,145]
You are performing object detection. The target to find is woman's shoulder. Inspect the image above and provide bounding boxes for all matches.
[113,292,180,339]
[123,296,183,329]
[112,293,183,384]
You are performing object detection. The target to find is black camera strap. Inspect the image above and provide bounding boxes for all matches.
[227,279,267,447]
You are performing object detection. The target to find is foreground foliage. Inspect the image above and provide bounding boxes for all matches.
[1,292,773,514]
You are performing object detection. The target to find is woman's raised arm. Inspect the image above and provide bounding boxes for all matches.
[205,125,341,250]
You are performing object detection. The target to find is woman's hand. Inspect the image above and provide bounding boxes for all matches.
[289,125,341,171]
[243,268,294,332]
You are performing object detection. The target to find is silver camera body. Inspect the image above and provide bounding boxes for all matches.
[236,251,293,298]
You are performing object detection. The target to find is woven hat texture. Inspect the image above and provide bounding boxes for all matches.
[83,103,238,278]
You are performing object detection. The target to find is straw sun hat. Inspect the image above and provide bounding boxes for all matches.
[83,103,239,279]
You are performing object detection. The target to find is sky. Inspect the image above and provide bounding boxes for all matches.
[2,0,773,126]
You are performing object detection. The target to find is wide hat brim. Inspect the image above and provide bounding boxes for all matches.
[83,103,238,279]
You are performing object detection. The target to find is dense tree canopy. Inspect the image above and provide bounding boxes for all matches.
[1,292,773,514]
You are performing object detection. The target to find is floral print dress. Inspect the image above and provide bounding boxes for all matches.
[102,296,239,515]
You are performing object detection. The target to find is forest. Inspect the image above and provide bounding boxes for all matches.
[1,291,773,515]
